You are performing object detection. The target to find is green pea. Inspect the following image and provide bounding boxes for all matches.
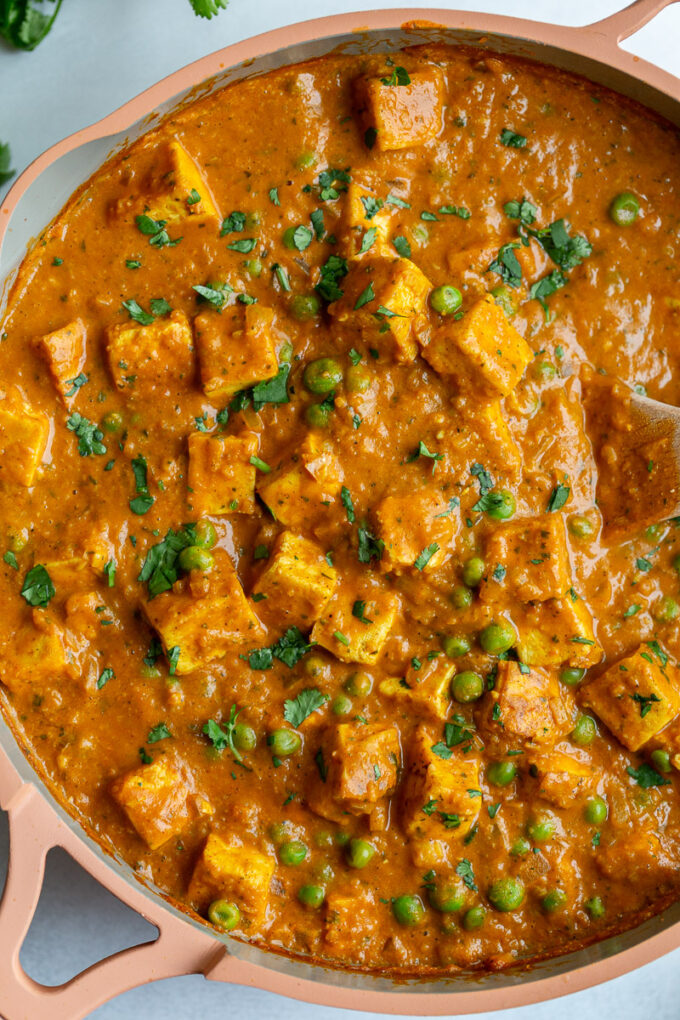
[268,728,301,757]
[645,523,665,542]
[430,285,463,315]
[585,896,605,920]
[102,410,124,433]
[491,284,518,318]
[345,364,372,393]
[344,671,372,697]
[462,556,485,587]
[303,357,344,395]
[487,760,517,787]
[609,191,640,226]
[479,621,516,656]
[451,670,484,703]
[269,821,292,845]
[232,723,257,752]
[290,294,321,321]
[245,211,261,229]
[428,880,467,913]
[140,663,161,679]
[282,226,299,249]
[655,596,679,623]
[462,905,486,930]
[569,515,594,539]
[488,877,525,912]
[294,150,317,170]
[331,694,353,716]
[334,831,350,847]
[542,888,567,914]
[451,585,473,610]
[510,837,530,858]
[208,899,240,931]
[571,714,597,747]
[651,748,672,773]
[278,340,295,363]
[244,258,262,278]
[346,838,375,869]
[486,490,516,520]
[178,545,214,572]
[392,894,426,926]
[298,884,325,908]
[560,667,586,687]
[304,654,326,678]
[527,814,555,843]
[532,360,557,381]
[442,633,471,659]
[672,554,680,574]
[194,519,217,549]
[278,840,308,867]
[584,796,608,825]
[305,402,332,428]
[313,829,334,849]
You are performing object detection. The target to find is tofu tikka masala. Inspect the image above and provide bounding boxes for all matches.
[2,45,680,973]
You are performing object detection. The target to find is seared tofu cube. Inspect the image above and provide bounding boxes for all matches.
[311,588,400,665]
[582,645,680,752]
[194,304,278,400]
[596,827,676,883]
[354,66,444,151]
[146,139,219,227]
[257,433,344,529]
[421,295,532,400]
[308,722,401,821]
[43,557,97,596]
[252,531,337,630]
[441,400,521,487]
[0,404,49,486]
[372,488,458,573]
[480,661,573,749]
[379,655,454,722]
[34,319,87,401]
[143,549,263,674]
[401,726,480,844]
[188,431,258,516]
[106,310,194,397]
[0,611,79,693]
[446,235,547,300]
[328,254,432,362]
[187,834,274,923]
[528,751,595,808]
[479,515,571,604]
[515,594,602,668]
[339,178,393,256]
[323,882,380,964]
[110,758,192,850]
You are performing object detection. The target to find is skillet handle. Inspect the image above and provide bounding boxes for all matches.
[587,0,679,42]
[0,781,223,1020]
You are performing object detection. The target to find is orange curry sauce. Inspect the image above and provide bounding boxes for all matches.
[1,46,680,973]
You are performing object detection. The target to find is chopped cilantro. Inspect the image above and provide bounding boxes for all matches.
[500,128,527,148]
[284,688,329,727]
[66,413,106,456]
[148,722,171,743]
[21,564,55,607]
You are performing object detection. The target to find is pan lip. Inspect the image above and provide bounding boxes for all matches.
[1,6,680,1011]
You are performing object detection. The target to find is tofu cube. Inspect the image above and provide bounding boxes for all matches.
[311,588,400,665]
[440,400,521,487]
[146,139,220,227]
[479,515,571,605]
[0,404,49,487]
[339,178,393,256]
[188,431,258,516]
[401,726,480,842]
[110,758,192,850]
[65,591,107,641]
[582,644,680,752]
[257,433,344,529]
[421,294,532,399]
[106,310,194,397]
[143,549,264,674]
[323,882,380,962]
[194,304,278,400]
[34,319,87,401]
[515,594,603,668]
[379,655,454,722]
[43,557,97,596]
[0,613,78,693]
[372,488,458,573]
[252,530,337,630]
[528,751,595,808]
[307,722,401,821]
[446,236,548,300]
[328,254,432,362]
[187,834,274,923]
[354,67,444,151]
[480,661,573,749]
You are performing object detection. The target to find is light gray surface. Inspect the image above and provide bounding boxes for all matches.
[1,0,679,1016]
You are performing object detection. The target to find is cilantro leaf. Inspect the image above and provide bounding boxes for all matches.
[414,543,439,570]
[530,219,592,271]
[248,627,312,670]
[193,283,228,308]
[138,524,197,598]
[21,564,55,607]
[392,235,411,258]
[187,0,228,17]
[203,705,243,761]
[315,254,349,302]
[0,142,14,185]
[354,282,375,310]
[504,197,536,224]
[66,413,106,457]
[357,524,384,564]
[626,763,670,788]
[360,196,384,220]
[500,128,527,148]
[340,486,355,523]
[284,687,329,727]
[547,481,570,512]
[97,667,114,690]
[220,211,246,235]
[456,858,478,891]
[147,722,172,743]
[381,65,411,87]
[488,242,523,288]
[352,599,373,624]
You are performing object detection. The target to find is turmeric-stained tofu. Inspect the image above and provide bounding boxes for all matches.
[252,531,337,630]
[43,557,97,596]
[145,139,219,227]
[187,834,274,923]
[257,433,344,528]
[311,588,400,665]
[307,722,401,821]
[194,304,278,399]
[105,310,194,397]
[582,644,680,752]
[65,591,107,641]
[402,726,480,845]
[34,319,87,401]
[479,515,571,604]
[379,655,454,722]
[339,178,393,256]
[372,488,458,573]
[480,661,573,749]
[323,882,381,964]
[110,758,192,850]
[0,611,80,693]
[515,594,602,669]
[421,294,532,400]
[188,431,258,516]
[143,549,263,674]
[0,404,49,487]
[354,66,444,151]
[440,400,522,487]
[528,750,595,808]
[328,254,432,362]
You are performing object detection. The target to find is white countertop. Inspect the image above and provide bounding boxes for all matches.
[1,0,679,1017]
